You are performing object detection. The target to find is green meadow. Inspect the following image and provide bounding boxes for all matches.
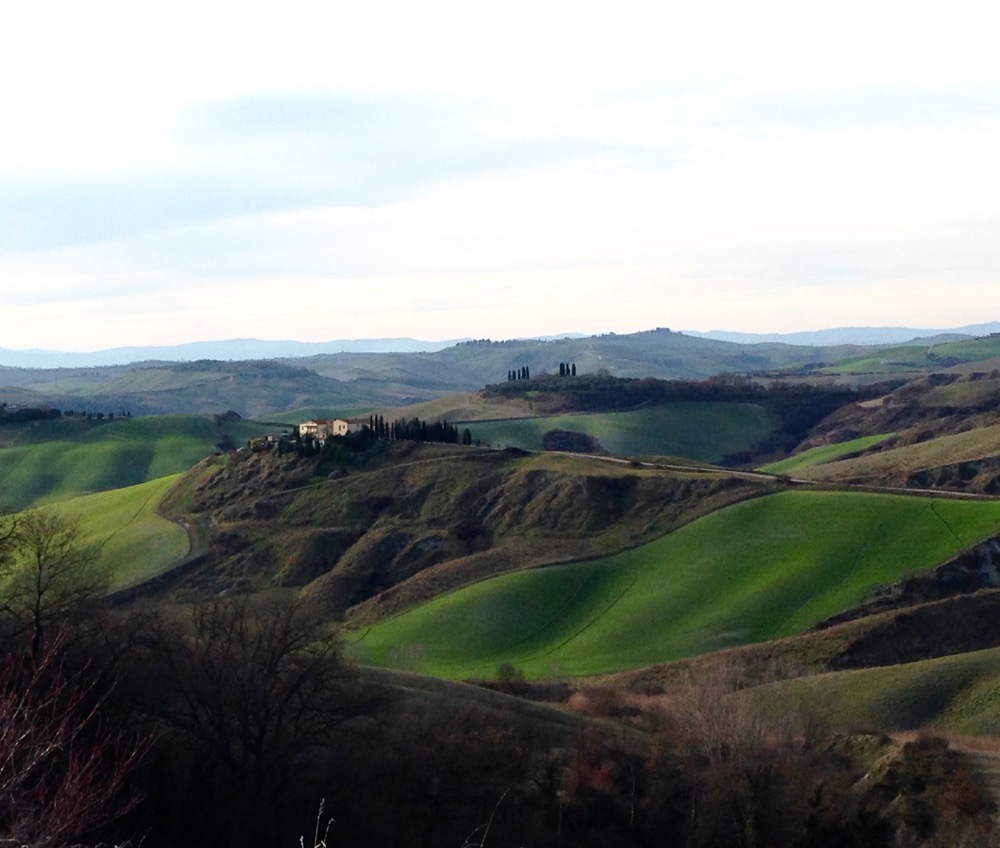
[770,647,1000,736]
[759,433,895,474]
[823,336,1000,374]
[461,402,778,462]
[33,475,189,589]
[354,491,1000,679]
[0,414,271,511]
[799,424,1000,483]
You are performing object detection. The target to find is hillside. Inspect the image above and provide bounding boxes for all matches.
[433,375,872,464]
[353,490,1000,678]
[6,328,1000,419]
[769,371,1000,493]
[461,402,778,461]
[5,361,1000,848]
[0,329,874,416]
[0,360,375,418]
[164,442,774,617]
[0,412,274,511]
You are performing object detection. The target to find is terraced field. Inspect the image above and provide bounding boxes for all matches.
[461,402,778,462]
[353,491,1000,679]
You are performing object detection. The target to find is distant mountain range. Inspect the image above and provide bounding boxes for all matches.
[0,337,464,369]
[2,324,999,417]
[683,323,1000,346]
[1,325,997,369]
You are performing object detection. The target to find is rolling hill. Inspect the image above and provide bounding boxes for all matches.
[52,475,191,588]
[0,413,275,511]
[6,361,1000,747]
[461,402,778,462]
[351,490,1000,678]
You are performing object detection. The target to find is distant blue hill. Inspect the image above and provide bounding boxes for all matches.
[0,337,466,368]
[2,324,998,369]
[683,323,1000,346]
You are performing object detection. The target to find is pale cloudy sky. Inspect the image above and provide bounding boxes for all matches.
[2,1,998,351]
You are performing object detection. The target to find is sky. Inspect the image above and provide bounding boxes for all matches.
[2,1,999,352]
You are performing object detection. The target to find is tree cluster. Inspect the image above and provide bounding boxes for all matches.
[558,361,578,376]
[367,414,465,445]
[507,366,531,381]
[0,406,134,425]
[0,406,61,425]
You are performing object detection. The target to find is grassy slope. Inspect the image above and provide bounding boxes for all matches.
[759,434,895,474]
[354,491,1000,679]
[797,424,1000,483]
[380,393,536,424]
[462,402,778,462]
[770,647,1000,736]
[0,414,272,511]
[42,475,189,588]
[822,336,1000,374]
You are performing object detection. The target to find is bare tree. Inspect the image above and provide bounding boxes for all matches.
[132,597,375,842]
[0,510,106,660]
[653,658,815,848]
[0,634,146,847]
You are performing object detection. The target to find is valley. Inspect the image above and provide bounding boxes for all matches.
[3,330,1000,846]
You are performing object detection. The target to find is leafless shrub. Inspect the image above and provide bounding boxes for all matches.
[299,798,334,848]
[0,634,147,847]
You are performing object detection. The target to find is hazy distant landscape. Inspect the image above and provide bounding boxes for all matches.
[5,323,1000,417]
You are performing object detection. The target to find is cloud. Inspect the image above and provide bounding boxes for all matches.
[2,1,999,349]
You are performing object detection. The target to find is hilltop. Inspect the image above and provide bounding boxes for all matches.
[6,326,997,417]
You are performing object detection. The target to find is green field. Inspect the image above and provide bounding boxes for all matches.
[798,424,1000,483]
[823,336,1000,374]
[33,475,189,589]
[461,402,778,462]
[771,647,1000,736]
[759,434,895,474]
[0,414,272,511]
[353,491,1000,679]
